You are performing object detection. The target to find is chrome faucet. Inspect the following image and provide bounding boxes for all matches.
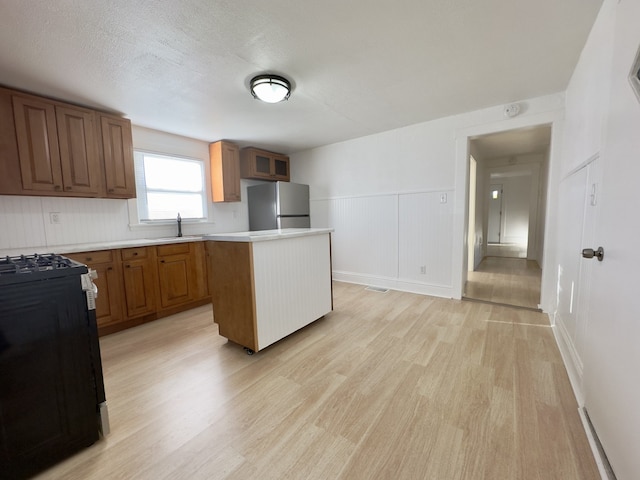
[177,213,182,237]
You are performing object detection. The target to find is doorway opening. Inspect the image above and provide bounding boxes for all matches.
[464,125,551,310]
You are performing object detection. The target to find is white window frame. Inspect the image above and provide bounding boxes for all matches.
[130,150,210,227]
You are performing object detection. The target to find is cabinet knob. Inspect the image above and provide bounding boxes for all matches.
[133,252,138,256]
[87,257,92,262]
[107,267,113,271]
[108,188,114,193]
[160,260,165,263]
[65,186,72,190]
[125,264,131,268]
[54,185,62,191]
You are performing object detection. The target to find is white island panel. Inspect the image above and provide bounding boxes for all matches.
[252,233,332,350]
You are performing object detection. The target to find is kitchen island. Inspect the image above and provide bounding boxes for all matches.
[204,228,333,353]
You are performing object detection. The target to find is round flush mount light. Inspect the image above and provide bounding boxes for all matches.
[250,74,291,103]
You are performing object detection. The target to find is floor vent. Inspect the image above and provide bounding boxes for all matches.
[365,286,389,293]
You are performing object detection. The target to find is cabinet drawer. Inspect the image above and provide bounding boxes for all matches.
[156,243,191,256]
[68,250,114,264]
[121,247,148,260]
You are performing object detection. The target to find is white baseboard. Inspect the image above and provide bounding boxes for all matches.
[332,271,453,299]
[551,319,584,405]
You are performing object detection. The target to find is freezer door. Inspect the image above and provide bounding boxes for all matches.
[276,182,310,216]
[277,215,311,229]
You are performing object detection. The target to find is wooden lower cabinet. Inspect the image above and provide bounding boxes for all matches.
[157,243,194,309]
[67,242,211,336]
[66,250,124,330]
[121,247,158,318]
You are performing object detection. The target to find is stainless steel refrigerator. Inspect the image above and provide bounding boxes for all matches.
[247,182,310,231]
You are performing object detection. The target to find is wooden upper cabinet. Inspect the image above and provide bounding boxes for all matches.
[240,147,290,182]
[55,105,101,195]
[13,96,101,195]
[100,115,136,198]
[210,140,241,202]
[12,95,64,192]
[0,87,136,199]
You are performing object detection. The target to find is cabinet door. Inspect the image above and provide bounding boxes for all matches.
[92,262,124,328]
[12,95,63,192]
[122,258,157,318]
[157,253,193,308]
[65,251,124,329]
[253,152,272,179]
[101,115,135,198]
[210,141,241,202]
[221,142,241,201]
[272,154,290,181]
[56,106,101,195]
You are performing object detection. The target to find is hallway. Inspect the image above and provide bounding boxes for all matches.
[464,257,541,310]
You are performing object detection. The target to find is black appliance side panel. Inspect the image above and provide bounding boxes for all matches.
[0,275,98,478]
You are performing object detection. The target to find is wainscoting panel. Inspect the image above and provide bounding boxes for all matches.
[41,197,132,246]
[0,196,47,250]
[398,191,454,288]
[325,194,399,281]
[313,190,455,298]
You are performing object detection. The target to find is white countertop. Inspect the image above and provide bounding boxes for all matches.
[0,229,334,257]
[0,235,204,258]
[203,228,333,242]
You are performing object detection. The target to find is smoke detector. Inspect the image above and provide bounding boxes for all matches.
[503,103,520,118]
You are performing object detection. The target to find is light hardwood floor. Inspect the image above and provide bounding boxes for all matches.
[35,282,598,479]
[465,256,542,310]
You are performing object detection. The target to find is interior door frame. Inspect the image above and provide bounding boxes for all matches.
[452,110,561,309]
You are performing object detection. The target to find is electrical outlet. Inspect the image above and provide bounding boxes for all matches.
[49,212,61,224]
[420,266,426,274]
[439,193,447,204]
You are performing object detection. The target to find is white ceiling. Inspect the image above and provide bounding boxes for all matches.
[0,0,602,154]
[471,124,552,160]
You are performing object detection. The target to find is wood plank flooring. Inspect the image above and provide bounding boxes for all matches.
[34,282,598,479]
[465,256,542,310]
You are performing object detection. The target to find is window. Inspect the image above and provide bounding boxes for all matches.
[134,151,206,221]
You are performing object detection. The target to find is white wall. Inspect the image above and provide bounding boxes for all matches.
[0,126,250,253]
[292,93,565,299]
[552,1,640,478]
[551,0,615,393]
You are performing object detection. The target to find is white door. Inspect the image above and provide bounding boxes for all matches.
[487,184,502,243]
[581,3,640,477]
[555,164,594,370]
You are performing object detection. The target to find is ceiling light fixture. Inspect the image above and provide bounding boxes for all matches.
[250,74,291,103]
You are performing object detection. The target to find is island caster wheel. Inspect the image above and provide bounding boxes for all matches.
[244,347,255,355]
